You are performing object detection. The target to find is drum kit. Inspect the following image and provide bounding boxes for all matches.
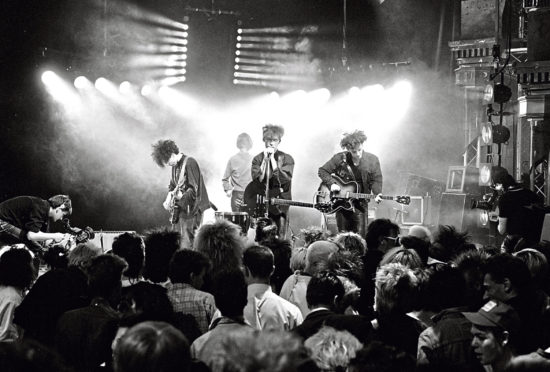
[214,211,251,235]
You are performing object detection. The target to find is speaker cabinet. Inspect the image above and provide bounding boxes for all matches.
[438,193,479,231]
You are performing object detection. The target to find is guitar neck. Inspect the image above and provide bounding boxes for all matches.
[348,193,393,201]
[271,199,315,209]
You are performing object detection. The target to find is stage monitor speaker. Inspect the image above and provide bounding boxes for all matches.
[438,193,479,231]
[90,231,136,253]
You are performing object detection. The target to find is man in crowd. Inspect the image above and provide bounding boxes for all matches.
[318,130,383,236]
[151,139,210,248]
[0,194,72,253]
[222,132,253,212]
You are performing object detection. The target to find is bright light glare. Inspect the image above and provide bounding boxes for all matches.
[41,71,57,85]
[119,81,132,94]
[141,85,154,96]
[40,70,81,109]
[307,88,331,105]
[74,76,90,89]
[158,86,197,114]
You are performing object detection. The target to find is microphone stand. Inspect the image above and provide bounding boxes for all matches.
[264,152,271,218]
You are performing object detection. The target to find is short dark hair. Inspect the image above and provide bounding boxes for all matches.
[306,271,345,309]
[422,264,466,312]
[0,247,35,289]
[87,254,127,298]
[143,228,180,283]
[211,269,247,317]
[340,130,367,149]
[365,218,400,250]
[399,235,429,265]
[48,195,72,215]
[243,245,274,279]
[168,250,211,284]
[236,132,253,150]
[484,253,532,294]
[112,232,144,280]
[113,321,190,372]
[151,139,179,167]
[194,220,243,276]
[118,282,175,324]
[262,124,284,141]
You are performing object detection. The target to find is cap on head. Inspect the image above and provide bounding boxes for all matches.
[462,300,521,334]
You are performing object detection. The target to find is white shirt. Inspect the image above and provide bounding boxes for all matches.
[244,283,303,331]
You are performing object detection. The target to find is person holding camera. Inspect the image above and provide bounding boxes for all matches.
[0,195,72,254]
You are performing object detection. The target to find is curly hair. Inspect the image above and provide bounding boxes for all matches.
[194,220,244,275]
[151,139,179,167]
[380,247,423,270]
[332,232,366,256]
[300,226,327,248]
[305,326,363,371]
[68,241,102,270]
[262,124,285,141]
[112,232,144,280]
[375,263,418,315]
[340,130,367,149]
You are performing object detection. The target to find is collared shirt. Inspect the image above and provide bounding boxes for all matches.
[279,273,311,318]
[167,282,218,335]
[191,317,253,372]
[244,283,303,331]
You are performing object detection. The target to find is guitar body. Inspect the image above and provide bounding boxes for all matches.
[243,179,283,218]
[317,178,360,214]
[167,187,193,224]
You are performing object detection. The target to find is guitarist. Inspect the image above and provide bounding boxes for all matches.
[151,139,210,249]
[251,124,294,239]
[318,130,383,237]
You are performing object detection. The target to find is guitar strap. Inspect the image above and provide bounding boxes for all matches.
[341,153,356,182]
[176,155,189,190]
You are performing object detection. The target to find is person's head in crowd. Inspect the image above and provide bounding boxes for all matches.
[290,246,308,272]
[502,234,530,254]
[380,247,423,270]
[212,269,248,319]
[43,245,68,270]
[430,225,471,262]
[219,329,313,372]
[113,321,190,372]
[374,263,418,317]
[327,248,364,286]
[87,254,128,307]
[463,301,522,370]
[236,132,253,152]
[0,338,72,372]
[453,249,491,310]
[0,246,35,291]
[118,282,175,321]
[483,253,532,303]
[112,232,145,283]
[243,245,274,285]
[151,139,179,168]
[306,271,345,311]
[168,249,211,290]
[479,244,502,256]
[304,240,339,276]
[421,264,466,313]
[513,248,549,291]
[194,220,244,274]
[333,231,367,256]
[365,218,400,252]
[260,238,293,294]
[408,225,433,244]
[300,226,328,248]
[304,326,363,372]
[143,227,180,284]
[347,340,416,372]
[399,235,430,266]
[254,217,279,243]
[68,241,102,271]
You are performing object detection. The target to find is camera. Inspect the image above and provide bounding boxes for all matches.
[62,218,95,244]
[471,190,499,211]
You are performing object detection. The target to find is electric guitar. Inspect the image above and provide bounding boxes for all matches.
[165,186,193,224]
[317,175,411,213]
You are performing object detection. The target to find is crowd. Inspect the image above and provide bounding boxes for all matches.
[1,218,550,372]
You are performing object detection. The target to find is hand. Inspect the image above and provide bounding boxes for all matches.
[330,183,341,193]
[374,193,383,204]
[53,233,68,243]
[225,190,232,197]
[264,147,275,157]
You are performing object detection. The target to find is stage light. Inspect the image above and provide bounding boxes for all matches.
[307,88,331,105]
[492,124,510,144]
[481,122,493,144]
[95,77,108,90]
[493,83,512,104]
[74,76,89,89]
[119,81,132,94]
[141,84,153,96]
[479,210,489,226]
[479,163,492,186]
[41,70,57,85]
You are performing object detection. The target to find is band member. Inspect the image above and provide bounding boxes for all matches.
[251,124,294,238]
[318,130,382,237]
[0,195,72,253]
[222,132,253,212]
[151,139,210,249]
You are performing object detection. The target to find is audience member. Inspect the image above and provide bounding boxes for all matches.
[348,340,416,372]
[380,246,423,270]
[0,338,72,372]
[111,232,145,286]
[113,321,191,372]
[399,235,430,266]
[290,246,308,272]
[55,254,127,372]
[408,224,433,244]
[507,347,550,371]
[453,249,491,311]
[280,240,339,317]
[243,245,302,330]
[0,247,35,342]
[463,301,522,372]
[260,237,293,295]
[332,231,367,256]
[430,225,471,262]
[191,269,253,372]
[167,249,218,335]
[68,241,103,270]
[42,245,69,270]
[304,326,363,371]
[143,227,180,285]
[299,226,328,248]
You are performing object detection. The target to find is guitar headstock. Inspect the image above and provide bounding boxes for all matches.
[395,195,411,205]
